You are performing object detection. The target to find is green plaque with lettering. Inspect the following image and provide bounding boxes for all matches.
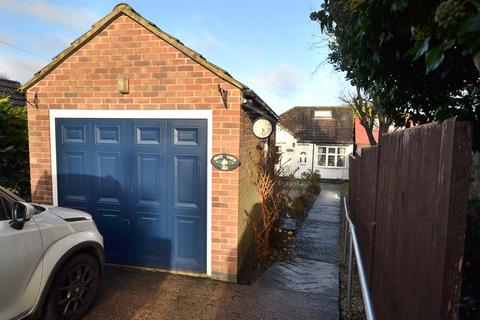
[211,153,241,171]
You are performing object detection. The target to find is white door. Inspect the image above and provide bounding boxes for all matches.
[0,193,43,319]
[296,145,312,177]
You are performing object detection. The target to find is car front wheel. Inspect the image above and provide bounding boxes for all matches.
[44,253,99,320]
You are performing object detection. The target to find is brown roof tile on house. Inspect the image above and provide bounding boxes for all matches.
[280,106,353,144]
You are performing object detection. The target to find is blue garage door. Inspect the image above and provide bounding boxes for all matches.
[56,118,207,273]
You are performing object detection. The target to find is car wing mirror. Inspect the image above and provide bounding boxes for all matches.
[10,201,35,230]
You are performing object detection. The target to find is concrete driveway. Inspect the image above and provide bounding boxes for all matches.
[85,184,341,320]
[85,265,330,320]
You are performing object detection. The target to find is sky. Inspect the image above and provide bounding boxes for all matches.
[0,0,349,114]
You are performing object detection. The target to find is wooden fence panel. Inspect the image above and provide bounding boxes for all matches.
[348,154,360,222]
[349,147,379,287]
[349,118,472,320]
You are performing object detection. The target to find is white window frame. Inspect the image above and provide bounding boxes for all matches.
[314,110,332,119]
[317,146,346,168]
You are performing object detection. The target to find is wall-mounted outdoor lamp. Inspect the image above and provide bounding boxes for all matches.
[117,77,129,94]
[218,84,228,108]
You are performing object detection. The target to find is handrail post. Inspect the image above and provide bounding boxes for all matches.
[343,213,349,263]
[347,230,353,306]
[343,197,376,320]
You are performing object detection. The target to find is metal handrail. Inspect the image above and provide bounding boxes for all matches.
[343,197,375,320]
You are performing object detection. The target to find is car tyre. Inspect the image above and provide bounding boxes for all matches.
[44,253,99,320]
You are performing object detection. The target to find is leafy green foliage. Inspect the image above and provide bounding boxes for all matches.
[300,169,322,186]
[0,97,30,199]
[435,0,467,29]
[310,0,480,132]
[428,0,480,66]
[290,170,322,219]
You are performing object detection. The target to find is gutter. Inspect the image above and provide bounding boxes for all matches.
[242,89,279,123]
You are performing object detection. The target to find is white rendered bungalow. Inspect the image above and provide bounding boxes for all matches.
[276,106,354,180]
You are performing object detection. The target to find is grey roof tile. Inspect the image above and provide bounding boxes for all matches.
[0,78,25,106]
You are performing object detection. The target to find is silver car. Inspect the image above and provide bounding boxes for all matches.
[0,186,104,320]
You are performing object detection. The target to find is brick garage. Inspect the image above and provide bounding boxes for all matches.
[21,3,277,282]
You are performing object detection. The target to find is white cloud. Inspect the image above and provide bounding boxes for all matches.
[250,64,305,98]
[0,0,100,32]
[0,51,46,83]
[176,30,224,53]
[201,31,223,47]
[245,64,345,114]
[24,32,71,56]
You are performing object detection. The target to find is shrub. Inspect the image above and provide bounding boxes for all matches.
[0,97,30,199]
[300,169,322,186]
[289,170,321,218]
[244,144,295,261]
[292,195,311,218]
[306,183,321,196]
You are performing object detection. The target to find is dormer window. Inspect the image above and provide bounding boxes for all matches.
[314,110,332,119]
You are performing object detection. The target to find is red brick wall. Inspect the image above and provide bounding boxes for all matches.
[26,14,245,281]
[354,116,380,152]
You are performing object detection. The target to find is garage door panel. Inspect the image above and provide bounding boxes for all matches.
[57,118,206,273]
[173,155,199,209]
[167,120,207,272]
[134,153,164,207]
[94,152,122,205]
[61,124,87,144]
[173,127,199,146]
[59,151,89,203]
[95,125,121,144]
[95,208,127,261]
[173,216,201,267]
[135,211,169,266]
[91,120,126,209]
[135,126,163,145]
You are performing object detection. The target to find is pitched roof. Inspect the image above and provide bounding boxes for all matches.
[279,106,353,144]
[0,78,25,106]
[20,3,245,91]
[20,3,278,120]
[276,122,297,138]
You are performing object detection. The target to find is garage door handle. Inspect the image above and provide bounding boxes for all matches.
[123,218,134,225]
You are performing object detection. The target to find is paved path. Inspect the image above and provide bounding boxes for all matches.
[256,182,341,320]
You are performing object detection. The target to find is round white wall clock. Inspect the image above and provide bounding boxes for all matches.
[252,118,273,139]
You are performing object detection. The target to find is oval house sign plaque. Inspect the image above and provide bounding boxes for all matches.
[211,153,241,171]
